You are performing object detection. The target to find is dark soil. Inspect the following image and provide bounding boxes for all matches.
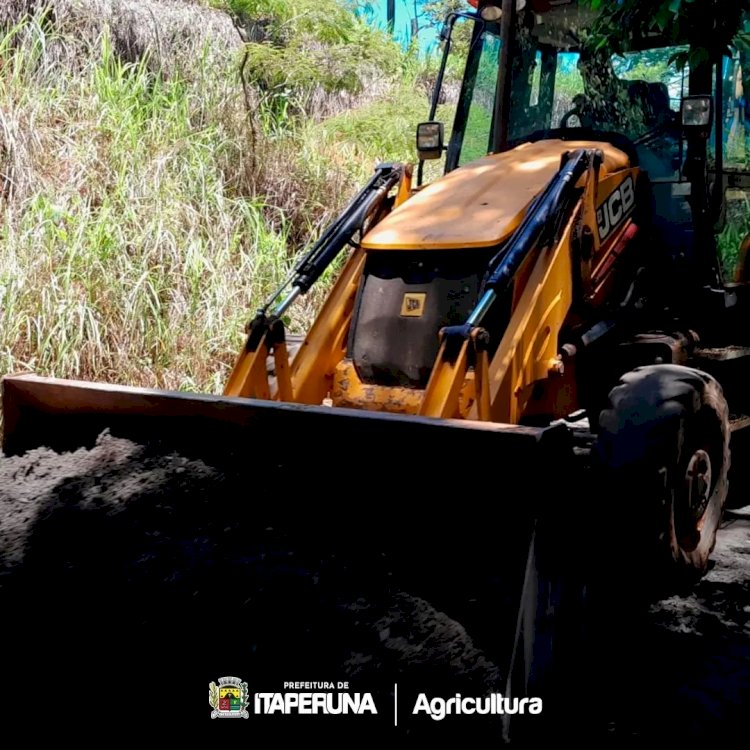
[0,433,748,741]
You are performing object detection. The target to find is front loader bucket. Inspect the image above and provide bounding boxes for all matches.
[2,373,570,468]
[1,373,588,739]
[2,372,575,579]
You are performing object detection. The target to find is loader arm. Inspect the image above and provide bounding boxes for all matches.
[419,148,639,424]
[223,164,404,403]
[419,148,591,422]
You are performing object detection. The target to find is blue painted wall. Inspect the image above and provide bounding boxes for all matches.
[357,1,435,50]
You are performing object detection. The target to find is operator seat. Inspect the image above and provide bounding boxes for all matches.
[647,82,672,125]
[627,80,674,129]
[627,80,674,130]
[627,80,651,124]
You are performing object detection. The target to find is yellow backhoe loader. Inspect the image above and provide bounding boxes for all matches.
[5,0,750,734]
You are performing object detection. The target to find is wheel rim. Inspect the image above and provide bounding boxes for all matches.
[676,449,712,551]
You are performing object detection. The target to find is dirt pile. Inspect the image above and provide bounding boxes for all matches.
[0,433,503,738]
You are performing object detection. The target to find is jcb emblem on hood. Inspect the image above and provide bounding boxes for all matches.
[597,175,635,242]
[401,293,426,317]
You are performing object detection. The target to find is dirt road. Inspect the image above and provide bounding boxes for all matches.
[630,510,750,738]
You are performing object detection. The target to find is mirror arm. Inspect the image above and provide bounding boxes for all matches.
[418,11,482,187]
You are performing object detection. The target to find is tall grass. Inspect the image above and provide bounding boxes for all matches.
[0,10,436,393]
[0,18,301,392]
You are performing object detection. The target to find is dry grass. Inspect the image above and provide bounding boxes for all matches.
[1,0,242,74]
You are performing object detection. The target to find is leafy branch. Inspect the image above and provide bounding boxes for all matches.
[584,0,750,69]
[208,681,219,709]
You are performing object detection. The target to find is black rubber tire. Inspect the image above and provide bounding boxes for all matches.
[595,364,730,591]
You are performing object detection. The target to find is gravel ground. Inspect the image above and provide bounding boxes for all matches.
[0,433,747,740]
[569,509,749,743]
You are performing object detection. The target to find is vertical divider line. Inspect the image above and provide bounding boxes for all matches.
[394,682,398,727]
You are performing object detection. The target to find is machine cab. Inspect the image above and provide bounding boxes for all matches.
[421,0,750,293]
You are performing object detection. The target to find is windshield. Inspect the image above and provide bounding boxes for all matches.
[508,8,686,141]
[452,6,688,180]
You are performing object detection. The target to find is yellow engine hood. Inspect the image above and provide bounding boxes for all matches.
[361,139,630,250]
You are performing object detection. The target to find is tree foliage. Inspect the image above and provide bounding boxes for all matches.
[226,0,402,127]
[228,0,399,91]
[585,0,750,69]
[421,0,466,29]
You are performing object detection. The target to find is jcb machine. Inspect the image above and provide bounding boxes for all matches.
[5,0,750,730]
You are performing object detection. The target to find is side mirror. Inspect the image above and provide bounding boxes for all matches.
[416,121,445,160]
[681,95,713,138]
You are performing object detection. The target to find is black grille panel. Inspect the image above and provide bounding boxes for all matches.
[349,250,495,388]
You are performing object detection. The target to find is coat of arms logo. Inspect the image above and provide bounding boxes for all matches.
[209,676,250,719]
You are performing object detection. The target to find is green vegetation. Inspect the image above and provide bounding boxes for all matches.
[226,0,404,127]
[0,3,441,392]
[1,22,278,391]
[585,0,750,68]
